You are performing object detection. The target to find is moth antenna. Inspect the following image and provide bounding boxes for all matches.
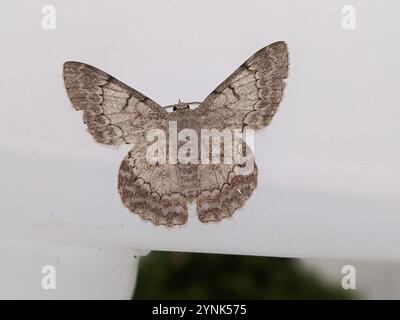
[163,101,202,109]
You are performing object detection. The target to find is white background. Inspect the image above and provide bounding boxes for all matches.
[1,0,400,262]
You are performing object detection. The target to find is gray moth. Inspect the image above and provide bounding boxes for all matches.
[63,41,289,226]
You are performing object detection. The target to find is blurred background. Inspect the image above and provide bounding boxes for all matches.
[134,252,355,299]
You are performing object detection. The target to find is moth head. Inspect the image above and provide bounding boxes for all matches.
[172,100,190,112]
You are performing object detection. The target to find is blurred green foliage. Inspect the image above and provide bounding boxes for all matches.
[134,251,354,299]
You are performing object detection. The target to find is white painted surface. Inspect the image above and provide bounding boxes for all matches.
[303,259,400,300]
[1,0,400,299]
[0,238,141,299]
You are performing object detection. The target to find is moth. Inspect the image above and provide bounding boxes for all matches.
[63,41,289,226]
